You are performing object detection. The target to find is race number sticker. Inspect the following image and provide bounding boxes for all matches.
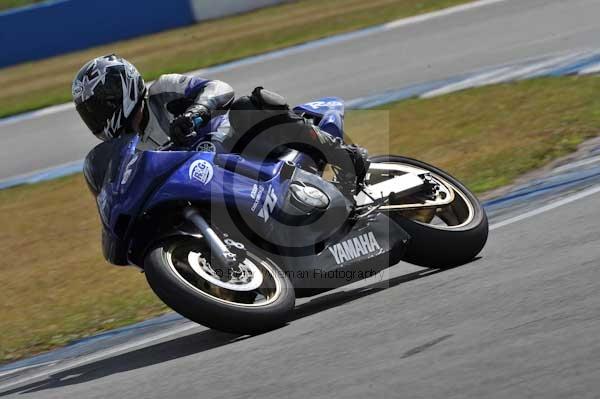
[189,160,214,184]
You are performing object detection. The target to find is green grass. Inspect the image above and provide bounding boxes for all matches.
[0,0,42,11]
[348,76,600,192]
[0,0,474,118]
[3,75,600,363]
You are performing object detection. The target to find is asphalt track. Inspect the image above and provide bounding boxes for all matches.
[2,174,600,398]
[4,0,600,179]
[2,0,600,397]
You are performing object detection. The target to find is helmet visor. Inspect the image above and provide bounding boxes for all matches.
[76,96,122,140]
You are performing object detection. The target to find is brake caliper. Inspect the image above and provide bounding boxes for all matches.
[420,173,444,200]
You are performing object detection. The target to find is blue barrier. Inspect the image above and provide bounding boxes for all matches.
[0,0,288,68]
[0,0,195,67]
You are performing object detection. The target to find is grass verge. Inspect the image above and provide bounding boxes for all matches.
[0,0,42,12]
[2,75,600,362]
[0,0,474,118]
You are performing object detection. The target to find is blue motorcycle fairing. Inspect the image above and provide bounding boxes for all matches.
[147,152,240,209]
[293,97,345,139]
[97,135,196,263]
[294,97,345,118]
[99,135,303,264]
[214,153,284,181]
[97,98,363,267]
[145,152,293,213]
[98,136,194,226]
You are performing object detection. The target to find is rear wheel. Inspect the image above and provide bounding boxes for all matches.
[144,237,295,334]
[368,155,488,268]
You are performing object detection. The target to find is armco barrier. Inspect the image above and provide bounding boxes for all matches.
[0,0,286,68]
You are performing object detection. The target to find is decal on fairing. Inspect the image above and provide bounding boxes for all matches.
[195,141,216,153]
[257,185,277,222]
[305,100,343,110]
[120,153,139,185]
[97,188,110,225]
[250,183,265,212]
[328,232,382,265]
[188,160,214,184]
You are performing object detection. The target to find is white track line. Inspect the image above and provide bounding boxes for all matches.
[0,103,75,128]
[0,323,200,392]
[551,154,600,174]
[0,362,56,379]
[2,184,600,392]
[0,159,83,185]
[382,0,508,30]
[578,62,600,75]
[489,185,600,230]
[0,0,509,127]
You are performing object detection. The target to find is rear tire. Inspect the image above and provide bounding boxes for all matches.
[144,237,295,334]
[371,155,488,268]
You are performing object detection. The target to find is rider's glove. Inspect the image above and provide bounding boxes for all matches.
[170,105,210,146]
[346,144,369,184]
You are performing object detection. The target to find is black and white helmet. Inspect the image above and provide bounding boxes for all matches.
[72,54,146,141]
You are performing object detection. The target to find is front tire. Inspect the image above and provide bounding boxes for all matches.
[370,155,488,268]
[144,237,295,334]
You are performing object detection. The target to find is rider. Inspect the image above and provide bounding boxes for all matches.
[73,54,368,194]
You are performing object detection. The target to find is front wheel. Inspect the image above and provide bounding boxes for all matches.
[368,155,488,268]
[144,237,295,334]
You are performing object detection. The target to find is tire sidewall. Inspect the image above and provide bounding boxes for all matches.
[144,238,296,334]
[370,155,489,268]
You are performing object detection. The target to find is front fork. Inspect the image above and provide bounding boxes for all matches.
[183,207,241,270]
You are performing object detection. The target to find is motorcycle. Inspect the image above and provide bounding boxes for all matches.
[87,97,488,333]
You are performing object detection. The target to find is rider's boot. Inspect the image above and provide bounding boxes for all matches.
[306,125,370,194]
